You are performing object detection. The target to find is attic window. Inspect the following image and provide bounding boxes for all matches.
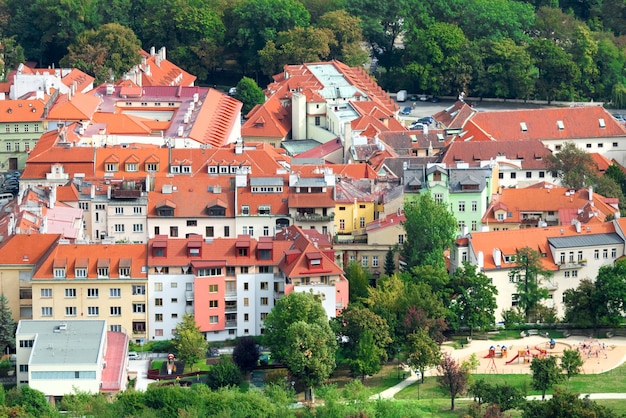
[208,166,217,174]
[557,120,564,130]
[599,118,606,128]
[520,122,527,131]
[437,133,444,142]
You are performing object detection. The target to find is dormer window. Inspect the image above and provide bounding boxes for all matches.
[219,165,229,174]
[241,206,250,215]
[105,163,118,172]
[126,163,138,172]
[208,166,218,174]
[153,239,167,257]
[187,240,202,257]
[182,165,191,173]
[171,166,180,173]
[119,258,131,277]
[258,205,271,215]
[97,258,110,278]
[53,258,67,278]
[146,162,159,172]
[75,258,88,278]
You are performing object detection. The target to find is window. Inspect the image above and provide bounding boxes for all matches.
[526,171,532,178]
[361,256,368,267]
[359,217,365,228]
[244,297,249,307]
[578,251,583,262]
[65,307,77,316]
[604,249,608,259]
[197,267,222,276]
[261,312,268,321]
[132,303,146,313]
[19,364,28,372]
[539,171,545,178]
[372,256,379,267]
[209,284,218,293]
[572,270,578,277]
[186,220,197,227]
[54,268,65,278]
[110,288,121,297]
[569,252,574,262]
[5,143,10,152]
[614,142,619,147]
[65,288,76,298]
[105,163,117,172]
[115,207,123,214]
[146,163,158,172]
[155,298,163,306]
[114,224,125,232]
[87,307,99,316]
[458,201,465,212]
[498,172,504,179]
[560,253,565,264]
[171,282,177,288]
[206,226,214,237]
[13,124,18,133]
[241,205,250,215]
[594,249,599,260]
[259,266,272,273]
[598,143,604,148]
[259,205,271,215]
[398,235,404,244]
[434,193,443,203]
[170,226,178,237]
[209,316,219,324]
[496,213,505,221]
[612,248,617,258]
[224,226,230,237]
[471,201,477,212]
[260,297,269,305]
[126,163,138,172]
[19,340,34,348]
[110,306,121,316]
[260,282,269,290]
[459,221,466,231]
[130,223,143,233]
[154,283,163,291]
[263,226,269,236]
[244,313,249,321]
[132,285,145,295]
[565,271,570,278]
[41,307,52,317]
[76,268,87,278]
[586,143,592,148]
[209,300,218,308]
[511,294,519,306]
[41,288,52,298]
[339,219,345,230]
[155,314,163,322]
[315,116,320,126]
[87,288,99,298]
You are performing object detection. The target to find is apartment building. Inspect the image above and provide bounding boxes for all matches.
[30,242,148,343]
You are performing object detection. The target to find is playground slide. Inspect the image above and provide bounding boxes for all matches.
[505,354,519,364]
[484,353,493,358]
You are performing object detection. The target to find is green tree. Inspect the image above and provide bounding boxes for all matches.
[454,0,535,43]
[334,305,391,375]
[60,23,142,84]
[281,320,336,402]
[437,353,470,411]
[560,349,584,382]
[172,313,208,372]
[469,379,525,411]
[0,37,24,82]
[232,336,260,374]
[523,388,618,418]
[401,194,457,270]
[449,262,498,336]
[230,0,310,73]
[206,359,242,390]
[546,142,597,190]
[264,292,336,401]
[348,328,380,379]
[259,26,335,76]
[605,164,626,192]
[234,76,266,116]
[384,247,396,276]
[5,385,53,417]
[594,175,625,211]
[594,260,626,326]
[563,279,597,327]
[317,10,368,66]
[529,38,580,103]
[508,247,552,322]
[0,294,14,356]
[406,329,441,384]
[530,356,563,400]
[344,261,371,303]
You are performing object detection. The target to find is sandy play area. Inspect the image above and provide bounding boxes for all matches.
[442,335,626,375]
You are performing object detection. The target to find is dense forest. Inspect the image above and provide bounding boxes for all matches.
[2,0,626,105]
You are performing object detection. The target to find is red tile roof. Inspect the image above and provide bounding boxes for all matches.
[0,99,46,121]
[0,234,60,264]
[47,91,101,121]
[136,47,196,87]
[441,139,552,168]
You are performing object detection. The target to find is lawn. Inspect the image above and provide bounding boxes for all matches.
[326,363,400,396]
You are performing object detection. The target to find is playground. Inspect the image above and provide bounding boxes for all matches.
[443,335,626,374]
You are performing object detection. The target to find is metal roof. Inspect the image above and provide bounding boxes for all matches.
[548,233,623,248]
[250,177,284,186]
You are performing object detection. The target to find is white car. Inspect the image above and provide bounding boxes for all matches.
[128,351,140,360]
[228,87,237,96]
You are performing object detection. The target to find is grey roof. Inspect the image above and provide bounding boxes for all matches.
[548,233,624,249]
[17,320,106,365]
[294,177,327,187]
[250,177,284,187]
[449,167,490,192]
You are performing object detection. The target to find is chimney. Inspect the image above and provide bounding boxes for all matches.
[150,46,155,56]
[90,185,95,199]
[588,185,593,202]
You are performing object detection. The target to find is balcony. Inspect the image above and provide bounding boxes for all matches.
[558,260,586,270]
[111,188,142,199]
[185,291,194,301]
[546,281,558,291]
[224,291,237,300]
[225,305,237,313]
[225,320,237,328]
[294,213,334,222]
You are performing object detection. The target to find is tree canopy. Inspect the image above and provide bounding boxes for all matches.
[546,142,597,189]
[508,247,551,322]
[172,313,208,371]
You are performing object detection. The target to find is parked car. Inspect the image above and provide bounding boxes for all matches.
[401,106,412,115]
[396,90,408,102]
[429,96,440,103]
[207,347,220,357]
[612,113,625,122]
[417,116,434,125]
[409,122,425,131]
[128,351,140,360]
[228,87,237,96]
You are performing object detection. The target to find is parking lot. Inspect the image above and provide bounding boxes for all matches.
[0,171,19,197]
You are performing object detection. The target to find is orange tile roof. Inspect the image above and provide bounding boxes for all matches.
[47,90,101,121]
[278,225,343,278]
[61,69,95,93]
[0,99,46,121]
[137,48,196,86]
[441,139,552,168]
[470,222,616,271]
[188,89,242,147]
[242,96,291,139]
[590,152,612,172]
[33,243,147,279]
[288,189,335,208]
[55,183,80,202]
[463,106,626,141]
[433,101,476,129]
[92,113,153,135]
[0,234,60,264]
[482,185,617,224]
